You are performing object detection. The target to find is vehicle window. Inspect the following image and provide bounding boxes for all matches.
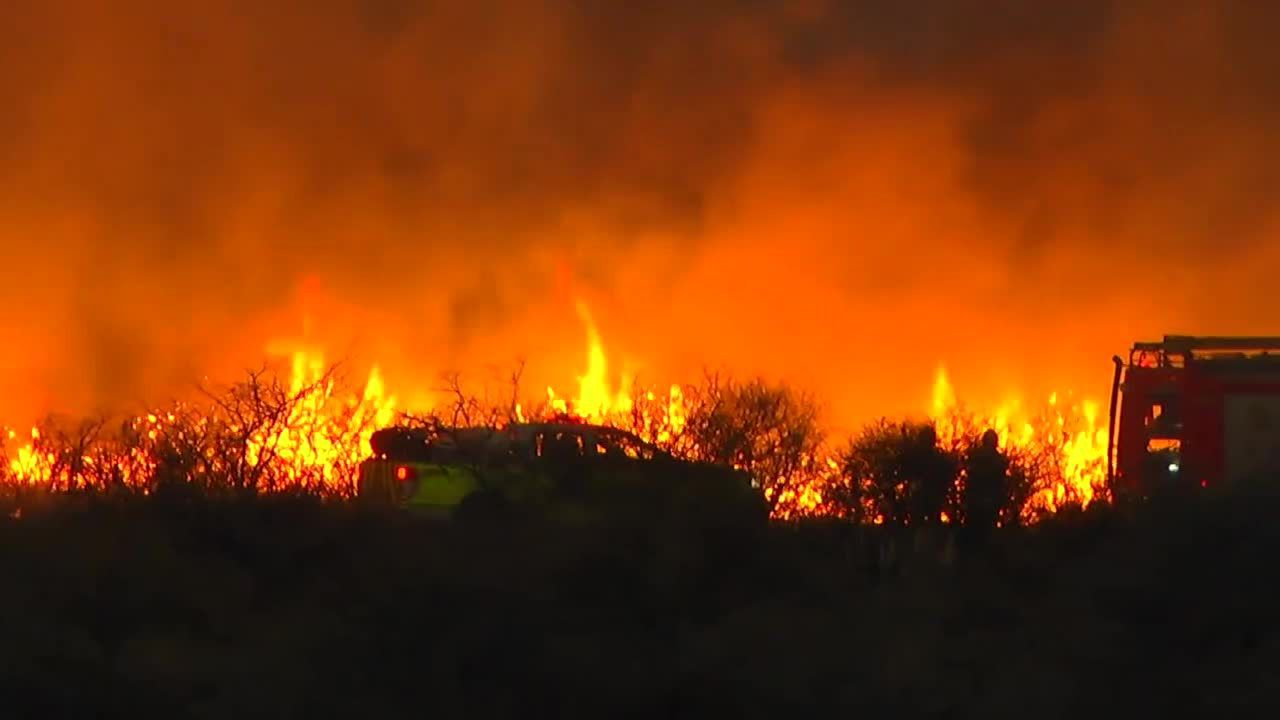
[592,438,626,458]
[535,431,586,459]
[1147,398,1182,439]
[605,432,655,460]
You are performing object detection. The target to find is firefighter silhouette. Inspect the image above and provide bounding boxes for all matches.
[905,424,956,526]
[963,429,1009,544]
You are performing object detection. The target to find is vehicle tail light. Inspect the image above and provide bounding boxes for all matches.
[395,465,417,483]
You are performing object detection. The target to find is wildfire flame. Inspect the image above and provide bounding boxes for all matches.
[1,303,1109,522]
[2,348,398,492]
[541,300,688,445]
[928,366,1109,515]
[241,349,398,485]
[547,300,636,422]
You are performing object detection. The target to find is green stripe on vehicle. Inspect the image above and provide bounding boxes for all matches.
[406,464,480,507]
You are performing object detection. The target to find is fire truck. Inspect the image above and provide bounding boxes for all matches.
[1108,335,1280,495]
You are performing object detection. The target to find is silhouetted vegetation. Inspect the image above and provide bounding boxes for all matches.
[669,373,826,511]
[0,485,1277,716]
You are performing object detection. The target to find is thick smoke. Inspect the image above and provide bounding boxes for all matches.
[0,0,1277,428]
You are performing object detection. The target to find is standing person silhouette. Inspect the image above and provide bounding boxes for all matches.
[906,424,956,526]
[963,429,1009,548]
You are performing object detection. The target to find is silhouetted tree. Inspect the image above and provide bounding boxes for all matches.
[831,419,964,526]
[834,419,910,525]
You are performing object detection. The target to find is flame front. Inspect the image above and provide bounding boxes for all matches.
[1,306,1110,522]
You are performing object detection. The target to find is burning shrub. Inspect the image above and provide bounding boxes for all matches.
[1,356,394,501]
[1,416,153,496]
[668,374,826,512]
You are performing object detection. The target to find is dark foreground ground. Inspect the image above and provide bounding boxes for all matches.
[1,488,1279,719]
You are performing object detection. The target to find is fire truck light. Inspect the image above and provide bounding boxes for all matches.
[1168,463,1180,473]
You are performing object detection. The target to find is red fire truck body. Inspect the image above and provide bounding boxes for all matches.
[1109,336,1280,494]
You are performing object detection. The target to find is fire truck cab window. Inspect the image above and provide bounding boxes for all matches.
[1146,397,1182,439]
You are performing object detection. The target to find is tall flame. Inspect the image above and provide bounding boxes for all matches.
[547,300,638,423]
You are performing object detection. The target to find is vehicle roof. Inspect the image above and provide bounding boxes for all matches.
[504,420,623,434]
[372,421,664,454]
[503,421,656,444]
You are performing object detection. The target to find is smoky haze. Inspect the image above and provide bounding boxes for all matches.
[1,0,1277,429]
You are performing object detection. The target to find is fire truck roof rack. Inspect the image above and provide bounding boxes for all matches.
[1158,335,1280,352]
[1132,336,1280,353]
[1129,335,1280,368]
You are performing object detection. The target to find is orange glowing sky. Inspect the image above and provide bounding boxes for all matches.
[1,0,1278,430]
